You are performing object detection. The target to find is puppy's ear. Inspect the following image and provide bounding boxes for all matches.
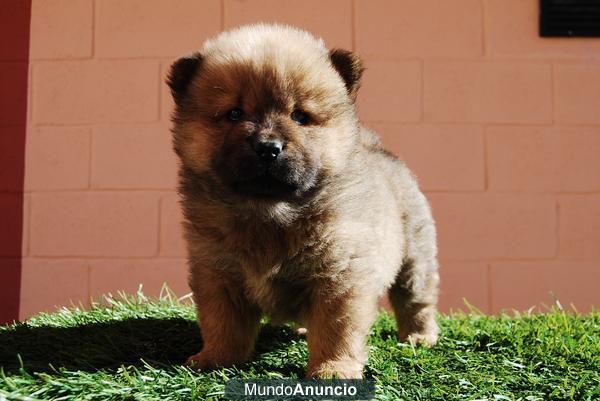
[167,52,203,105]
[329,49,364,102]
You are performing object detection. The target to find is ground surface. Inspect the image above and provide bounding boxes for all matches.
[0,290,598,401]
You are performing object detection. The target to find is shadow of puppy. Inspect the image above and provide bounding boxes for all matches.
[0,317,200,373]
[0,317,303,376]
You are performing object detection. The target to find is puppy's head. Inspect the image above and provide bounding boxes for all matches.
[168,24,363,202]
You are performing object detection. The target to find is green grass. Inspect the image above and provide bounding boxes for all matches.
[0,289,598,401]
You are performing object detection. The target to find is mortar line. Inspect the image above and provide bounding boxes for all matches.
[487,263,493,314]
[91,0,96,58]
[351,0,356,51]
[481,0,487,58]
[87,129,93,189]
[483,125,489,191]
[220,0,225,30]
[157,196,163,257]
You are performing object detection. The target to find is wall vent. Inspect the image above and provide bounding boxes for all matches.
[540,0,600,37]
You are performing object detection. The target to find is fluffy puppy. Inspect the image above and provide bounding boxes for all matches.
[168,24,439,379]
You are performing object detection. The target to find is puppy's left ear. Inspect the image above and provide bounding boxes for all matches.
[329,49,364,102]
[167,52,203,105]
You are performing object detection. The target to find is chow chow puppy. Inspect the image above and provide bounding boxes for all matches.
[168,24,439,379]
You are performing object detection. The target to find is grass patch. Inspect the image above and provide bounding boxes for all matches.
[0,289,598,400]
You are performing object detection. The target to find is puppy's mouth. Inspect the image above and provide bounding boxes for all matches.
[215,156,319,201]
[231,173,301,199]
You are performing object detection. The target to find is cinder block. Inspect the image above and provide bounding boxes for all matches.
[558,195,600,260]
[25,127,90,190]
[371,123,485,191]
[555,65,600,125]
[91,124,177,189]
[19,258,89,319]
[429,193,557,260]
[486,0,600,59]
[424,61,552,123]
[89,259,189,300]
[224,0,352,49]
[356,0,482,59]
[95,0,221,58]
[490,262,600,313]
[160,194,186,257]
[0,62,28,125]
[0,1,31,60]
[33,60,159,124]
[30,0,93,59]
[30,192,159,257]
[438,262,489,314]
[357,60,421,122]
[0,194,24,257]
[487,126,600,192]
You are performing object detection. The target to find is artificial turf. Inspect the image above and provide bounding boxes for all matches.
[0,289,598,401]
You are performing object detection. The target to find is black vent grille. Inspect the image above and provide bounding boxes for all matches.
[540,0,600,37]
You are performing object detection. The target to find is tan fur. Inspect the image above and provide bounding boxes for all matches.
[168,24,440,379]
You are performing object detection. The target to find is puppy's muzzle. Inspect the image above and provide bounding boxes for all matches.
[253,139,283,163]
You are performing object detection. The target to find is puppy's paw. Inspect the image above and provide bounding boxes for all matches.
[185,351,214,370]
[405,331,438,347]
[186,350,250,370]
[400,321,439,347]
[295,327,308,336]
[307,360,364,379]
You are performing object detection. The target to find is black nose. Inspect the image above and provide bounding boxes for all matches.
[255,139,283,162]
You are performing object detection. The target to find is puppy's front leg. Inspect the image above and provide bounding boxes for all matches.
[187,269,261,369]
[306,288,378,379]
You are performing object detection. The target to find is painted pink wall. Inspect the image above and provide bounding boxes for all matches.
[17,0,600,319]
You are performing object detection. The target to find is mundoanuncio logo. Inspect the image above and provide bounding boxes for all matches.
[224,379,375,400]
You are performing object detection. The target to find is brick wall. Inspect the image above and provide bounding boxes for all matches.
[0,0,31,323]
[18,0,600,319]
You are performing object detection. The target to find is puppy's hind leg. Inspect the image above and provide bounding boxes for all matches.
[388,257,440,347]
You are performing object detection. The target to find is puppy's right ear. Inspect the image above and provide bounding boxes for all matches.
[329,49,364,102]
[167,52,203,105]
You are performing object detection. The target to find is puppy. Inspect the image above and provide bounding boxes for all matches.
[168,24,439,379]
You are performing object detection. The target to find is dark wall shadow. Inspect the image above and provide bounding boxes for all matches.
[0,317,301,374]
[0,0,32,324]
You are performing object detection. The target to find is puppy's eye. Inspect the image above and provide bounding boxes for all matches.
[291,109,309,125]
[227,108,244,122]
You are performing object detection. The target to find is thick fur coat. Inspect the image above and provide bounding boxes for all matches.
[168,24,439,379]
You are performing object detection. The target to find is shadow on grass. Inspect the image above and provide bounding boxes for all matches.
[0,318,299,374]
